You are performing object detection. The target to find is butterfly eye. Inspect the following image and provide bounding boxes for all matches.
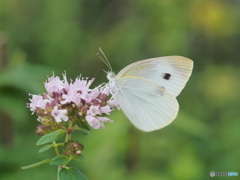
[163,73,171,80]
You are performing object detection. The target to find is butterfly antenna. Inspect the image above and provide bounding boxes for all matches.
[98,47,112,72]
[101,68,107,74]
[97,53,110,71]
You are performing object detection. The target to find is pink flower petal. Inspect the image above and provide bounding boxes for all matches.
[51,106,68,122]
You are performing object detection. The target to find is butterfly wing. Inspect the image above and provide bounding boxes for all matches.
[115,56,193,97]
[114,76,179,132]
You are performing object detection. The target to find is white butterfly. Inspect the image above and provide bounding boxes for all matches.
[99,49,193,132]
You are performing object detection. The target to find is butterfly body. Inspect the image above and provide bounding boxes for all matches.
[107,72,119,94]
[106,56,193,132]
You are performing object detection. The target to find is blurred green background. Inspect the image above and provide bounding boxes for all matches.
[0,0,240,179]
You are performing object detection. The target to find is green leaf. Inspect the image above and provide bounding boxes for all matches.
[75,126,90,135]
[39,144,52,153]
[59,167,88,180]
[50,154,71,166]
[75,119,90,132]
[74,155,84,161]
[21,159,52,169]
[79,155,84,160]
[36,129,66,145]
[70,154,84,161]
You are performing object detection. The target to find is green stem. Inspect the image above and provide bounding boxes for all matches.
[56,143,64,147]
[53,141,60,180]
[65,121,73,142]
[53,141,60,156]
[58,121,73,180]
[57,166,60,180]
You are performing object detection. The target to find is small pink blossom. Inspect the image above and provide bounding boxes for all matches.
[51,106,68,122]
[29,94,52,112]
[29,95,42,111]
[86,115,100,129]
[100,106,112,115]
[108,100,120,110]
[86,115,112,129]
[44,73,69,96]
[102,87,110,94]
[87,105,100,116]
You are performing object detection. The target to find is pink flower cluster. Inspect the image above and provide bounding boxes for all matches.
[28,72,118,130]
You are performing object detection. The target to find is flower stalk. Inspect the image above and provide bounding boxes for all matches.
[65,121,73,143]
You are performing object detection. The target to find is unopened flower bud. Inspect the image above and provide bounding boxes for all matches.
[76,150,81,155]
[35,125,54,136]
[63,140,84,158]
[81,105,89,114]
[40,117,55,126]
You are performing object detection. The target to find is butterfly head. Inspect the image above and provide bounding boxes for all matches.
[107,71,116,80]
[107,71,118,94]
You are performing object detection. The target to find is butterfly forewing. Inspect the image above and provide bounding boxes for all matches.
[116,56,193,97]
[114,76,179,132]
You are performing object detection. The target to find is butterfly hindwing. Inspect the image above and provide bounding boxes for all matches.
[114,76,179,132]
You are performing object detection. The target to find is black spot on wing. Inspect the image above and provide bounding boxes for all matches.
[163,73,171,80]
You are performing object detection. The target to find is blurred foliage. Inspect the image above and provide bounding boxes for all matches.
[0,0,240,180]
